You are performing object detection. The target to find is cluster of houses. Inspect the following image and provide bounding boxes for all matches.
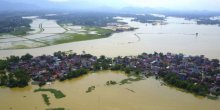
[113,53,220,88]
[104,23,137,32]
[7,52,220,91]
[9,53,97,83]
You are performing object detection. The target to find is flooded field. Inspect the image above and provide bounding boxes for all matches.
[1,16,220,110]
[0,71,219,110]
[0,16,111,50]
[1,17,220,59]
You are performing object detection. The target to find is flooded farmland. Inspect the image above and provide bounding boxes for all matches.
[1,17,220,59]
[1,16,220,110]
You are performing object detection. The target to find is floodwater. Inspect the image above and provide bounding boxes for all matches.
[0,17,220,59]
[1,17,220,110]
[0,71,219,110]
[0,18,66,49]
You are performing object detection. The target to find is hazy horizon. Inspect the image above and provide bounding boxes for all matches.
[2,0,220,11]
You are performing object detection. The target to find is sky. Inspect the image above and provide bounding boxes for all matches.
[47,0,220,11]
[5,0,220,11]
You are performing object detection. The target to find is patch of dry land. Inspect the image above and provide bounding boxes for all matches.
[0,16,116,50]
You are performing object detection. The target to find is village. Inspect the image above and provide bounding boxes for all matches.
[1,51,220,96]
[104,22,138,32]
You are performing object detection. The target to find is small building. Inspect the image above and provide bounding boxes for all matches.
[216,74,220,85]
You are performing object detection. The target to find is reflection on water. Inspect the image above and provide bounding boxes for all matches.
[0,71,220,110]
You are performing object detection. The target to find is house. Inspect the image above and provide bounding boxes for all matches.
[177,73,187,80]
[216,74,220,85]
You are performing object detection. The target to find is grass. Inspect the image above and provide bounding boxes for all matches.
[207,95,218,100]
[86,86,96,93]
[84,26,113,35]
[42,94,50,106]
[106,80,117,86]
[46,108,65,110]
[53,34,107,44]
[34,88,66,99]
[1,26,114,50]
[53,27,114,45]
[120,75,144,85]
[13,45,30,49]
[10,27,32,36]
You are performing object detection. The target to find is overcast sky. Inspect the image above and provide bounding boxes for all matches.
[6,0,220,11]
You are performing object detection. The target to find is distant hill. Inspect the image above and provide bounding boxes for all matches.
[0,1,39,11]
[1,0,220,17]
[0,0,171,14]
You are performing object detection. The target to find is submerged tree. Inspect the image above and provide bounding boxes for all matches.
[8,69,30,87]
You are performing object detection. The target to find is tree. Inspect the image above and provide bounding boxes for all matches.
[124,67,132,74]
[0,70,8,86]
[0,60,7,70]
[21,53,33,61]
[66,69,88,79]
[94,63,101,70]
[8,69,30,87]
[54,51,65,59]
[8,73,17,87]
[6,55,20,63]
[111,64,123,70]
[212,59,220,68]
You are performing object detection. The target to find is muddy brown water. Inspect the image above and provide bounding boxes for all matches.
[1,17,220,59]
[0,71,219,110]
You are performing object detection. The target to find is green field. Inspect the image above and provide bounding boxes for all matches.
[53,27,113,44]
[34,88,66,99]
[42,94,50,105]
[46,108,65,110]
[0,26,114,50]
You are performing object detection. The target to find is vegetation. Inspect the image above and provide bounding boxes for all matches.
[94,55,112,70]
[54,34,105,44]
[34,88,66,99]
[43,12,118,27]
[162,73,209,96]
[86,86,95,93]
[0,55,31,87]
[9,69,30,87]
[110,64,124,71]
[0,70,7,86]
[210,88,220,96]
[131,14,164,23]
[207,95,218,100]
[106,80,117,86]
[1,51,219,98]
[83,27,113,36]
[6,55,20,63]
[46,108,65,110]
[21,53,33,61]
[120,76,144,85]
[54,27,113,45]
[42,94,50,106]
[60,68,89,81]
[162,12,220,25]
[0,69,30,87]
[0,15,32,35]
[10,26,32,36]
[0,60,7,70]
[197,19,220,25]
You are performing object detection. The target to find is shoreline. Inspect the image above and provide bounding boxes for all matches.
[0,51,220,99]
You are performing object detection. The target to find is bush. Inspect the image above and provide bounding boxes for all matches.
[34,88,66,99]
